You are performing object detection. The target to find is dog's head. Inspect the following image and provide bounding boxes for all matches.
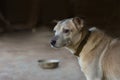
[50,17,84,48]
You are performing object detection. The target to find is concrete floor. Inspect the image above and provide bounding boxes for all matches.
[0,27,86,80]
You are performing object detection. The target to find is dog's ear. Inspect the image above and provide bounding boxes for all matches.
[72,17,84,31]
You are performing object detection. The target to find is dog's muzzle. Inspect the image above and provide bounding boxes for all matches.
[50,35,72,48]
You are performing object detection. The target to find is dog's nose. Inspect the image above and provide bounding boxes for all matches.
[51,40,56,46]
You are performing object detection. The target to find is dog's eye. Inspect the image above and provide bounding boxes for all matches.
[63,29,70,33]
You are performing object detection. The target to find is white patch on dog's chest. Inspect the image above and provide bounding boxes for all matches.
[77,56,87,72]
[77,57,81,66]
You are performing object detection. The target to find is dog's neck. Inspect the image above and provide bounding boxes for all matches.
[65,28,90,55]
[74,30,91,56]
[65,27,111,57]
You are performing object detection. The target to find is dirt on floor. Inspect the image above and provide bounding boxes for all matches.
[0,27,86,80]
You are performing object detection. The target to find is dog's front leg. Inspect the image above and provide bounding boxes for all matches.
[80,64,103,80]
[84,71,103,80]
[77,58,102,80]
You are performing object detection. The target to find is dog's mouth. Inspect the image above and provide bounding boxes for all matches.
[50,43,65,48]
[50,44,59,48]
[50,42,67,48]
[50,38,72,48]
[50,41,61,48]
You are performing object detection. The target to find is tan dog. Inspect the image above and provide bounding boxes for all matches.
[50,17,120,80]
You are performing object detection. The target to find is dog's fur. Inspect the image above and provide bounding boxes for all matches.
[50,17,120,80]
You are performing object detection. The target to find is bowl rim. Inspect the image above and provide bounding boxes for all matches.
[38,59,60,63]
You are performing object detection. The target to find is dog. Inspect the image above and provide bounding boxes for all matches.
[50,17,120,80]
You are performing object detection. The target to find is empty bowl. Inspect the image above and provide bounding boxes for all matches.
[38,59,60,69]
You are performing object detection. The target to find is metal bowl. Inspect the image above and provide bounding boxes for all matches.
[38,59,60,69]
